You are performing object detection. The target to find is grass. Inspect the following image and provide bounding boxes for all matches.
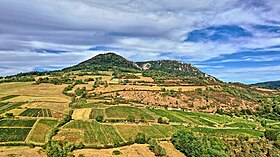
[0,119,36,127]
[191,127,263,137]
[19,108,52,117]
[0,128,32,142]
[149,109,184,122]
[29,119,58,143]
[105,106,154,120]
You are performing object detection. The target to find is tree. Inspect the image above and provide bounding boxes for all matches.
[96,115,104,122]
[158,117,163,124]
[135,133,146,144]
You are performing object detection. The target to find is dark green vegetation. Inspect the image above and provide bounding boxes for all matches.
[0,119,36,127]
[19,108,52,117]
[252,80,280,89]
[172,130,230,157]
[0,102,26,114]
[0,128,32,142]
[0,119,36,142]
[0,95,19,101]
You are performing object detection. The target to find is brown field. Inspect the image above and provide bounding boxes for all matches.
[21,102,69,113]
[3,95,69,103]
[0,83,68,98]
[0,147,46,157]
[73,144,155,157]
[159,141,185,157]
[72,108,92,120]
[93,84,209,94]
[53,129,83,144]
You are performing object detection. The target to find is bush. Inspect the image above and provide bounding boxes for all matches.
[5,113,14,118]
[135,133,146,144]
[158,117,163,124]
[96,115,104,122]
[112,150,121,155]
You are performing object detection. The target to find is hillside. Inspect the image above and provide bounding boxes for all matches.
[251,80,280,89]
[0,53,280,156]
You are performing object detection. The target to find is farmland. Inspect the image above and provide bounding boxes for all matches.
[0,52,279,156]
[19,108,53,117]
[29,119,58,143]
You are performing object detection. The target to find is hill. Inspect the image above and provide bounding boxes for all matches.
[251,80,280,89]
[62,53,219,85]
[63,52,140,72]
[0,52,280,156]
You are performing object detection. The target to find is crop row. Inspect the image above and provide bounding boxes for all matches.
[19,108,52,117]
[0,119,36,127]
[0,128,31,142]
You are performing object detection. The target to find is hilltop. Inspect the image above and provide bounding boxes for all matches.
[251,80,280,89]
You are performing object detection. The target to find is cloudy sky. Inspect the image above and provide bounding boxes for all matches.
[0,0,280,83]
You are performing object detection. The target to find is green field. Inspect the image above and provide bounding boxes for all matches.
[63,121,123,145]
[29,119,58,143]
[192,127,263,137]
[105,106,155,120]
[0,128,32,142]
[0,119,36,127]
[89,108,105,119]
[19,108,52,117]
[149,109,184,122]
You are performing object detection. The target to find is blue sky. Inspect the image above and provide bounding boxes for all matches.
[0,0,280,83]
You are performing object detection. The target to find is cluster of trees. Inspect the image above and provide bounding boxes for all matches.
[172,130,230,157]
[149,139,166,156]
[112,72,140,79]
[35,77,73,85]
[0,76,35,84]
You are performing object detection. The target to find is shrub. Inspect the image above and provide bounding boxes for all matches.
[96,115,104,122]
[112,150,121,155]
[158,117,163,123]
[135,133,146,144]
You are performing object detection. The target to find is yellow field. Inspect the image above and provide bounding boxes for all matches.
[20,102,69,113]
[72,108,92,120]
[4,108,25,116]
[159,141,185,157]
[0,147,46,157]
[53,129,83,144]
[73,144,155,157]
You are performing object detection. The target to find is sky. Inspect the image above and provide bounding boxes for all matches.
[0,0,280,84]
